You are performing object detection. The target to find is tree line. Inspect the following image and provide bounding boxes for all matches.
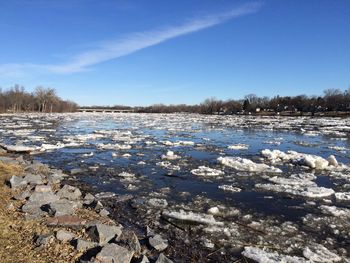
[136,88,350,115]
[0,85,78,113]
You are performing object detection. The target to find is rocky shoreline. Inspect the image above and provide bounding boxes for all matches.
[0,153,175,263]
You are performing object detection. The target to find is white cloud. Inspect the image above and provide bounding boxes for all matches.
[0,2,261,76]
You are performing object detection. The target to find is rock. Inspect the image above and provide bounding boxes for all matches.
[43,199,82,216]
[99,209,110,217]
[21,201,47,219]
[74,239,98,251]
[0,156,18,164]
[29,192,59,205]
[89,200,104,212]
[23,174,43,185]
[146,226,155,237]
[15,155,25,163]
[9,175,27,188]
[46,215,87,228]
[56,230,75,242]
[34,185,52,193]
[117,230,141,256]
[57,184,82,200]
[114,194,133,203]
[83,193,96,205]
[155,253,173,263]
[24,162,49,174]
[148,235,168,251]
[13,190,31,200]
[94,243,134,263]
[87,223,123,245]
[47,173,65,184]
[137,255,150,263]
[34,234,54,247]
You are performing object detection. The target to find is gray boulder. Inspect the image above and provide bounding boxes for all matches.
[47,172,65,184]
[137,255,150,263]
[94,243,134,263]
[0,156,19,164]
[13,190,31,200]
[9,175,27,188]
[44,199,82,216]
[34,234,54,247]
[87,223,123,245]
[83,193,96,205]
[56,230,75,242]
[155,253,173,263]
[29,192,59,205]
[57,184,82,200]
[23,174,43,185]
[34,185,52,193]
[99,208,110,217]
[22,201,47,219]
[149,235,168,251]
[74,239,98,251]
[117,230,141,256]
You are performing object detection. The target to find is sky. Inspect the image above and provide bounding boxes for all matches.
[0,0,349,106]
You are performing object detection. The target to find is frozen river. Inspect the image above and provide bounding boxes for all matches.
[1,113,349,262]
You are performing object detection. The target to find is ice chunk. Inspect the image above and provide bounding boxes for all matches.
[303,244,342,262]
[161,150,180,160]
[218,156,282,173]
[228,144,249,150]
[242,246,309,263]
[207,207,220,215]
[261,149,339,170]
[320,205,350,218]
[218,185,242,192]
[40,143,66,151]
[256,184,334,199]
[156,161,180,170]
[0,144,40,153]
[335,192,350,202]
[191,166,224,176]
[327,155,338,166]
[118,172,135,178]
[162,210,223,226]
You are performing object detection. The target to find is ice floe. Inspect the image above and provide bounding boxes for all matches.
[261,149,342,170]
[228,143,249,150]
[334,192,350,201]
[218,156,282,173]
[320,205,350,218]
[218,185,242,192]
[191,166,224,176]
[303,244,342,262]
[242,246,308,263]
[162,210,224,226]
[161,150,180,160]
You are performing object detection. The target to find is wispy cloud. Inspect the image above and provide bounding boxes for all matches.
[0,2,261,76]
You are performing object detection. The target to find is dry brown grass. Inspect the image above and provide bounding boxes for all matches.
[0,161,82,263]
[0,161,23,184]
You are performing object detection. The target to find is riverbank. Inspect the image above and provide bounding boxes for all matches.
[0,153,176,263]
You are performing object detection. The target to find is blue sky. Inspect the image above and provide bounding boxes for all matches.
[0,0,349,106]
